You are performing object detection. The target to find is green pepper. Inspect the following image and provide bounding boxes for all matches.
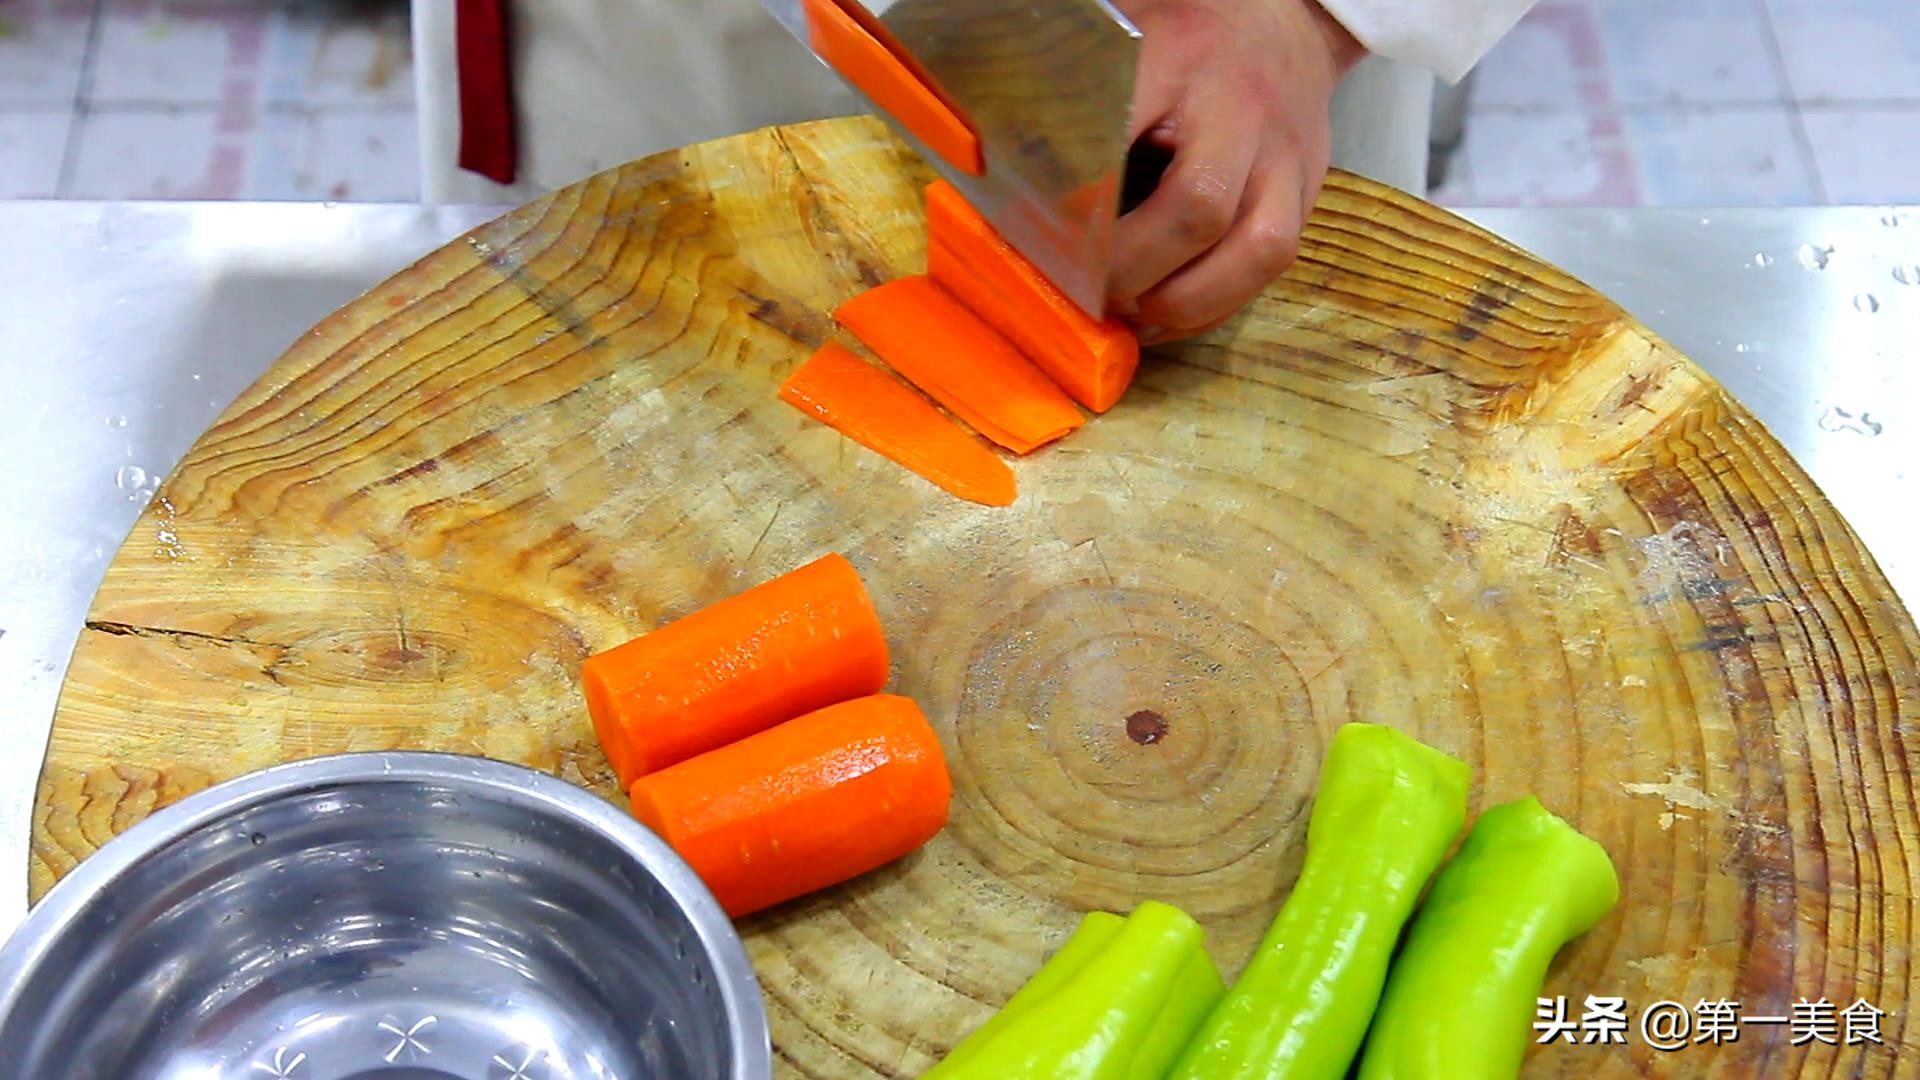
[1354,795,1620,1080]
[1134,945,1229,1080]
[1167,722,1471,1080]
[922,900,1224,1080]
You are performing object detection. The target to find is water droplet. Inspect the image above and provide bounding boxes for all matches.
[105,415,126,428]
[1854,293,1880,313]
[250,832,265,846]
[1893,265,1919,286]
[1699,216,1713,226]
[191,372,202,381]
[1796,243,1833,270]
[1752,252,1774,267]
[1818,406,1883,437]
[1735,343,1749,353]
[115,464,148,491]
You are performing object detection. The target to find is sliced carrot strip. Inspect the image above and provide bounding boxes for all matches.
[832,275,1085,455]
[581,552,889,789]
[630,693,952,918]
[925,180,1141,413]
[780,342,1017,507]
[802,0,982,176]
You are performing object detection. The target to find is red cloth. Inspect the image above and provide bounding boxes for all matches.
[455,0,516,185]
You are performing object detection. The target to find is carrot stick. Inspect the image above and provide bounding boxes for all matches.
[802,0,982,175]
[924,180,1140,413]
[832,275,1085,455]
[780,342,1017,507]
[581,552,889,789]
[630,693,952,918]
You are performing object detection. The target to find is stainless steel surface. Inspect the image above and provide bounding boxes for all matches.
[762,0,1140,317]
[0,751,770,1079]
[1,199,1914,949]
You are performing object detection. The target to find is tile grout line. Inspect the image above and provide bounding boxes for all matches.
[1752,0,1827,203]
[1464,98,1920,117]
[54,0,104,198]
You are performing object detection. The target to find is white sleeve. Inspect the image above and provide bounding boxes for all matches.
[1313,0,1542,84]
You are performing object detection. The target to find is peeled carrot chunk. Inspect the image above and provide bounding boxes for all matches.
[925,180,1140,413]
[630,693,952,918]
[802,0,983,176]
[832,275,1085,455]
[780,342,1017,506]
[580,552,889,789]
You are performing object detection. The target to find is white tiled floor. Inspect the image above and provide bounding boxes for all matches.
[1453,108,1640,207]
[1621,107,1818,206]
[1766,0,1920,105]
[0,0,417,200]
[247,104,416,201]
[90,3,266,106]
[1445,0,1920,206]
[1801,107,1920,203]
[0,109,72,197]
[0,0,1916,207]
[1594,0,1782,107]
[64,106,224,199]
[0,1,93,107]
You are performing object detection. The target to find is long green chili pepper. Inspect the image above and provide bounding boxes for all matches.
[1166,722,1472,1080]
[1354,795,1620,1080]
[929,910,1127,1075]
[1133,943,1228,1080]
[922,900,1222,1080]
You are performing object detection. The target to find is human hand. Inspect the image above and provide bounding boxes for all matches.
[1107,0,1366,344]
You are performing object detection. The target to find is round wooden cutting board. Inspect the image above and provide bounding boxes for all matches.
[30,116,1920,1076]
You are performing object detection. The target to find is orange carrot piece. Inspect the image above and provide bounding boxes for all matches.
[832,275,1085,455]
[924,180,1141,413]
[802,0,982,176]
[630,693,952,918]
[780,342,1017,507]
[581,552,889,789]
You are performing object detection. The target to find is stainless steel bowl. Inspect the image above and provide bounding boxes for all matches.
[0,752,770,1079]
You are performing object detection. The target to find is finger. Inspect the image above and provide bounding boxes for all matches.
[1136,311,1236,347]
[1106,83,1262,304]
[1130,151,1305,334]
[1124,8,1204,144]
[1126,34,1186,145]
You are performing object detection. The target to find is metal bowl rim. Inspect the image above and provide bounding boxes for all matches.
[0,749,772,1078]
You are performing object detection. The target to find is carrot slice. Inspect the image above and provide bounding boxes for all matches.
[832,275,1085,455]
[925,180,1141,413]
[780,342,1017,506]
[802,0,982,176]
[581,552,889,789]
[630,693,952,918]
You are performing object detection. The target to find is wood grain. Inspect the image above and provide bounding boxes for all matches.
[30,116,1920,1077]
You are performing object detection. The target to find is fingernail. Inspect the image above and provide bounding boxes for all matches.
[1111,298,1139,318]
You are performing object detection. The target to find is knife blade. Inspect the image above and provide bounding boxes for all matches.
[761,0,1142,320]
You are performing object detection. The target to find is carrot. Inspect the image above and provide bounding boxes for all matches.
[630,693,952,918]
[924,180,1141,413]
[780,342,1017,507]
[801,0,982,176]
[832,275,1085,454]
[581,552,889,789]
